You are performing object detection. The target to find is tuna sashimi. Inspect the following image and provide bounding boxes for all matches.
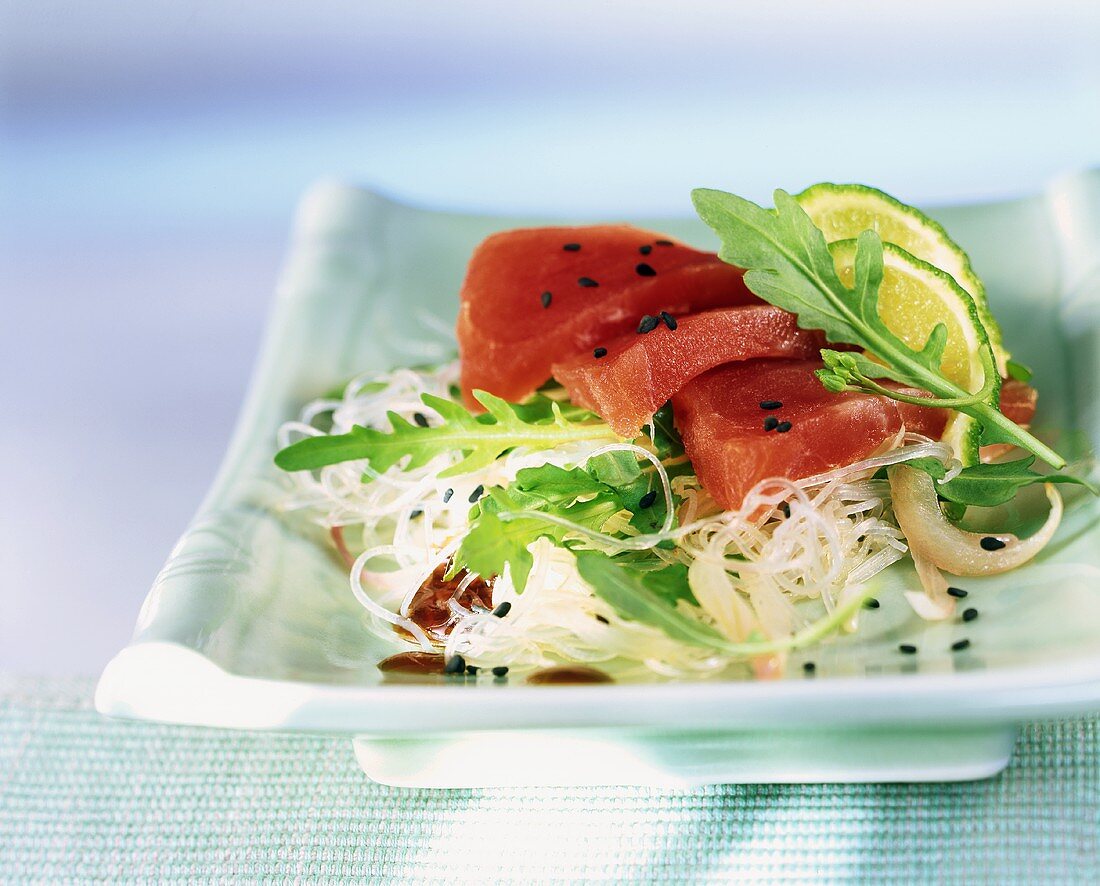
[893,392,948,439]
[999,378,1038,426]
[673,360,907,511]
[672,362,1040,510]
[457,225,757,407]
[552,305,827,437]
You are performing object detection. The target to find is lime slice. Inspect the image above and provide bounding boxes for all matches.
[796,183,1009,376]
[829,239,999,465]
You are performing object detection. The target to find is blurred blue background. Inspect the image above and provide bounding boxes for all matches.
[1,1,1098,674]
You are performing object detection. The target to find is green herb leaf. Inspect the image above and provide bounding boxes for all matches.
[1006,359,1034,382]
[904,455,1097,508]
[649,402,685,460]
[901,456,949,480]
[691,186,1068,469]
[588,450,642,487]
[274,389,617,476]
[456,501,550,592]
[576,550,879,656]
[456,466,627,591]
[513,463,607,503]
[574,552,726,649]
[454,452,682,591]
[638,561,697,607]
[941,500,969,522]
[507,390,601,424]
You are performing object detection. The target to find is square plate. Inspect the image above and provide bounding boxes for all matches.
[97,171,1100,786]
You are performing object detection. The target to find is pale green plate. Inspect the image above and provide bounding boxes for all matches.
[97,171,1100,786]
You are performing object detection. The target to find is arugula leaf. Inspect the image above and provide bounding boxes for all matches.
[638,561,697,607]
[649,402,685,460]
[513,463,606,503]
[575,550,881,657]
[896,456,949,480]
[691,187,1068,470]
[507,390,601,424]
[455,486,600,592]
[454,452,684,591]
[902,455,1097,508]
[941,500,969,522]
[588,450,642,487]
[574,552,727,649]
[581,450,675,536]
[456,508,538,590]
[456,466,627,590]
[274,389,617,477]
[1006,359,1034,383]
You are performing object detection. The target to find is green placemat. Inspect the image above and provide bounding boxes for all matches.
[1,675,1097,884]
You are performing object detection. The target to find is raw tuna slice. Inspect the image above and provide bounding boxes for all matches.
[456,225,757,407]
[552,305,827,437]
[999,378,1038,426]
[673,362,1041,511]
[673,360,906,511]
[976,378,1039,461]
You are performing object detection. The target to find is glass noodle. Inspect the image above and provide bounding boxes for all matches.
[277,362,959,676]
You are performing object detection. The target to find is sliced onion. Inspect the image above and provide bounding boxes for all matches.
[904,552,955,620]
[888,465,1063,576]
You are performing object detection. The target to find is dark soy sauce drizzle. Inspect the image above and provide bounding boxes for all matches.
[377,652,447,674]
[526,665,613,685]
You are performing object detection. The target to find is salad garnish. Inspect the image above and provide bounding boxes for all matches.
[275,389,616,477]
[691,188,1064,468]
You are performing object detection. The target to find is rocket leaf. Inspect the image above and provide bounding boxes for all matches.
[691,186,1068,469]
[274,389,617,478]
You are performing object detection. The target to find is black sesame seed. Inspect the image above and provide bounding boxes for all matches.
[595,614,610,624]
[413,412,430,428]
[637,314,660,334]
[947,586,969,598]
[578,276,599,288]
[759,400,784,410]
[863,597,880,609]
[469,484,484,503]
[492,666,509,677]
[466,665,479,675]
[638,490,658,509]
[443,654,466,674]
[492,601,512,618]
[803,661,816,674]
[655,239,673,246]
[540,290,552,308]
[409,509,423,519]
[563,243,581,252]
[593,346,608,358]
[635,262,657,277]
[780,502,791,518]
[659,311,677,330]
[639,244,653,255]
[443,488,454,503]
[775,421,793,433]
[951,639,971,652]
[962,607,979,623]
[980,536,1006,551]
[899,644,918,655]
[763,416,780,432]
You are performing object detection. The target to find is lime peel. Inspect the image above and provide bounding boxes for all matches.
[795,182,1009,376]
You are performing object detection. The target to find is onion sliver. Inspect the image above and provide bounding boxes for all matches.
[888,465,1063,576]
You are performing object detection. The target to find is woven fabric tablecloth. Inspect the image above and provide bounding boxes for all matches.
[1,675,1097,883]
